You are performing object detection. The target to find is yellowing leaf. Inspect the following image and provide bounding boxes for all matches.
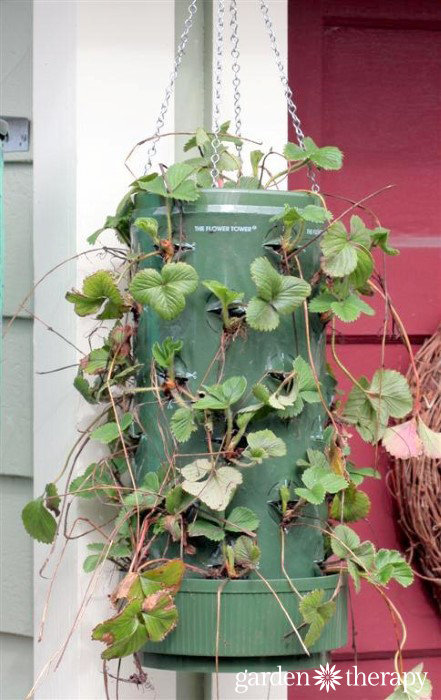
[92,600,148,660]
[181,462,242,511]
[329,443,346,477]
[418,418,441,459]
[382,419,423,459]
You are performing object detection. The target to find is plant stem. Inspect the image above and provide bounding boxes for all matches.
[254,570,309,656]
[295,257,341,434]
[264,160,309,189]
[225,407,234,448]
[280,530,303,601]
[288,184,395,260]
[330,319,369,393]
[221,305,231,330]
[165,198,173,241]
[369,280,421,412]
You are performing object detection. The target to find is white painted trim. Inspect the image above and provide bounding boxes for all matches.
[33,1,289,697]
[215,0,289,191]
[33,1,80,696]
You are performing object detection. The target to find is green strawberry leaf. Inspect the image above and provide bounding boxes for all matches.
[233,536,261,569]
[82,348,110,375]
[373,549,414,587]
[187,519,225,542]
[225,507,260,533]
[330,483,371,522]
[194,376,247,410]
[297,449,329,470]
[299,589,336,648]
[22,498,57,544]
[246,257,311,332]
[203,279,244,307]
[321,222,372,278]
[368,369,412,419]
[347,559,361,592]
[246,297,279,331]
[73,374,97,404]
[292,356,320,406]
[123,472,161,509]
[141,559,185,592]
[295,483,326,505]
[331,524,360,559]
[90,413,133,443]
[330,294,375,322]
[92,600,148,660]
[271,203,332,227]
[343,377,388,443]
[141,590,180,640]
[346,465,381,485]
[152,337,183,370]
[66,270,126,319]
[69,463,116,500]
[250,150,264,176]
[284,137,343,170]
[171,407,197,443]
[302,465,348,494]
[45,482,61,516]
[87,193,134,245]
[134,217,159,244]
[370,227,399,256]
[308,292,335,314]
[141,163,199,202]
[130,262,198,320]
[165,485,192,515]
[243,430,287,463]
[83,542,131,573]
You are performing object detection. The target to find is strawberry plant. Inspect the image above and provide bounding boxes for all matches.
[20,123,439,686]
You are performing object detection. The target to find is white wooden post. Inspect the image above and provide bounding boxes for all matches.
[34,1,177,697]
[210,1,288,695]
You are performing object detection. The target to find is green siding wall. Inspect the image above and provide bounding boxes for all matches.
[0,1,34,697]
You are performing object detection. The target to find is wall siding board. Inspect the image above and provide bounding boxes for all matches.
[0,1,34,698]
[1,319,33,478]
[0,633,33,700]
[0,0,33,165]
[3,164,33,316]
[0,476,33,637]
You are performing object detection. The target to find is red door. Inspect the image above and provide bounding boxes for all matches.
[288,1,441,696]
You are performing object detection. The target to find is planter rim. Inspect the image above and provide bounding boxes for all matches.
[134,188,320,212]
[178,573,343,594]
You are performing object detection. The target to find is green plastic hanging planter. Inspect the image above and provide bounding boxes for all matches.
[132,189,347,671]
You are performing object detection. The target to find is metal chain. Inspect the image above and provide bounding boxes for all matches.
[229,0,242,155]
[259,0,319,192]
[210,0,225,186]
[145,0,198,173]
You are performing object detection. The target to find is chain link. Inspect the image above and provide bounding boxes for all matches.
[229,0,242,155]
[145,0,198,173]
[210,0,225,186]
[259,0,319,192]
